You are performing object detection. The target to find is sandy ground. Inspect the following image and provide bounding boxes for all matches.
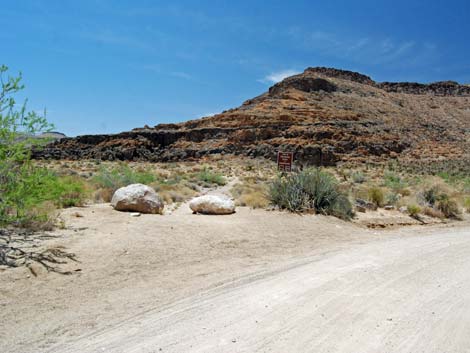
[1,198,469,352]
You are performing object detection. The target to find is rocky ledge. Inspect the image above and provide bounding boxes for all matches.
[33,67,470,166]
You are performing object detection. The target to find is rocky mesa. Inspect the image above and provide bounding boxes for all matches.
[34,67,470,166]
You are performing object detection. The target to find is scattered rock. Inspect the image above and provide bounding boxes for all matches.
[111,184,164,214]
[356,205,367,213]
[355,199,377,211]
[384,205,395,210]
[189,195,235,215]
[399,206,408,213]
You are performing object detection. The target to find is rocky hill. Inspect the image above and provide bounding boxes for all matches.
[34,67,470,166]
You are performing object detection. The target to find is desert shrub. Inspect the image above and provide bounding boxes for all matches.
[407,204,421,219]
[351,171,366,184]
[1,164,87,226]
[153,182,197,204]
[197,167,226,186]
[269,168,353,220]
[386,192,400,205]
[436,196,460,219]
[231,181,269,209]
[367,187,385,207]
[423,207,444,219]
[0,65,87,227]
[464,197,470,213]
[422,186,441,206]
[93,164,156,192]
[383,171,407,193]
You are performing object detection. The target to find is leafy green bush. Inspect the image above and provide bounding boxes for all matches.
[367,187,385,207]
[93,164,156,192]
[197,167,226,186]
[269,168,353,220]
[0,65,76,227]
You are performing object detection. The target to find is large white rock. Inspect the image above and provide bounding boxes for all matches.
[189,195,235,215]
[111,184,164,214]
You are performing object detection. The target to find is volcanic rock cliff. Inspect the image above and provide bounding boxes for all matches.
[34,67,470,166]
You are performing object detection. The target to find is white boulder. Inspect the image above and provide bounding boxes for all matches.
[189,195,235,215]
[111,184,164,214]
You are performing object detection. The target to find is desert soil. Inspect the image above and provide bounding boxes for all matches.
[1,194,469,352]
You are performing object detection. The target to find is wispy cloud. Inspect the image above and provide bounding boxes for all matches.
[170,71,192,80]
[286,27,436,67]
[258,69,300,84]
[138,65,192,81]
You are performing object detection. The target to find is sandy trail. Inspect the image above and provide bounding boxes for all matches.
[45,226,470,353]
[1,199,469,353]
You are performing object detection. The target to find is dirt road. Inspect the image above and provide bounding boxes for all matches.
[45,225,469,353]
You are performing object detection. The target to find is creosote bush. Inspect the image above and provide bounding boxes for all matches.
[0,65,87,228]
[367,187,385,207]
[269,168,353,220]
[407,204,421,219]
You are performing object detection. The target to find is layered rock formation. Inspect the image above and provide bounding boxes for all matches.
[34,67,470,166]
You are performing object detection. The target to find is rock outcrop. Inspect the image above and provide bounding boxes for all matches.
[33,67,470,166]
[189,195,235,215]
[111,184,164,214]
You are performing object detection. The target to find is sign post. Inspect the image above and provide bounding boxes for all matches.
[277,151,294,172]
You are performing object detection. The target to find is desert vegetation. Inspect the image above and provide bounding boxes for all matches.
[268,168,354,220]
[0,66,88,229]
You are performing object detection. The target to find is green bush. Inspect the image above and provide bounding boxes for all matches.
[464,197,470,213]
[1,162,87,226]
[383,171,407,193]
[407,204,421,219]
[0,65,77,227]
[93,164,156,192]
[368,187,385,207]
[269,168,353,220]
[197,167,226,186]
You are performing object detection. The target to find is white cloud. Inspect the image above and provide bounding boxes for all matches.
[259,69,300,84]
[170,71,192,80]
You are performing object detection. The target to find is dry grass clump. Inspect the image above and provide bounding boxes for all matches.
[231,178,269,209]
[153,183,198,204]
[423,206,445,219]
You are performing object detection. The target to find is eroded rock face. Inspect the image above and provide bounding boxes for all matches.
[269,76,337,95]
[33,67,470,165]
[111,184,164,214]
[189,195,235,215]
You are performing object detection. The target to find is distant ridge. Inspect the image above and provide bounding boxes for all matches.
[34,67,470,166]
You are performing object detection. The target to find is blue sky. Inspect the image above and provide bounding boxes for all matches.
[2,0,469,136]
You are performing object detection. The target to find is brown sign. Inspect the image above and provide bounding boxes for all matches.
[277,151,294,172]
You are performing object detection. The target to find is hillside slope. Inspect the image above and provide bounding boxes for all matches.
[34,68,470,166]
